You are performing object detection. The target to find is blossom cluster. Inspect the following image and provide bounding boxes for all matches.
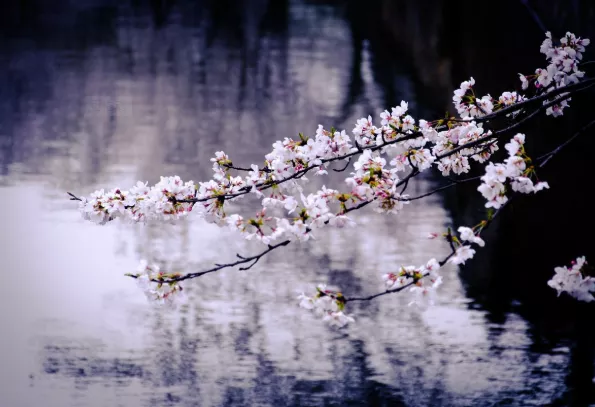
[381,258,442,306]
[548,257,594,302]
[432,121,498,175]
[445,224,488,266]
[297,285,354,327]
[520,31,590,116]
[451,76,529,120]
[79,177,196,224]
[477,133,549,209]
[452,77,495,118]
[71,31,593,322]
[346,149,409,214]
[128,260,186,307]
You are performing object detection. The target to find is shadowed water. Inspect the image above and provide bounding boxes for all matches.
[0,1,581,406]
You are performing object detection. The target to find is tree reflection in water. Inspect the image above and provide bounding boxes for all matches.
[0,0,592,406]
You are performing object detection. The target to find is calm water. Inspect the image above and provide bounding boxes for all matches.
[0,1,581,406]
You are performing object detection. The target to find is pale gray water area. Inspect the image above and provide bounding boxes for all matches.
[0,1,577,406]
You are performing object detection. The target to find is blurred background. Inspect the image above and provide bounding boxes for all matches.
[0,0,594,406]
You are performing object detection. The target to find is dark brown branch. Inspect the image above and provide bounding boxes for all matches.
[537,118,595,167]
[345,276,425,302]
[222,163,272,173]
[132,239,291,284]
[401,175,483,202]
[332,158,352,172]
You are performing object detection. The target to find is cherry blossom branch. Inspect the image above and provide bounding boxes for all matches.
[436,84,595,161]
[72,31,593,315]
[345,115,592,304]
[138,199,375,285]
[345,199,512,303]
[448,77,595,124]
[173,131,426,204]
[101,114,595,287]
[67,79,593,210]
[184,82,592,205]
[76,103,593,291]
[164,79,594,207]
[139,146,504,288]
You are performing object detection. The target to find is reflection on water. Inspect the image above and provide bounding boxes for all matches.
[0,1,579,406]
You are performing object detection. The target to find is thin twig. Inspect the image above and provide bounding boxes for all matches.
[132,239,291,284]
[332,158,352,172]
[537,118,595,166]
[68,192,83,201]
[223,163,272,173]
[402,175,483,202]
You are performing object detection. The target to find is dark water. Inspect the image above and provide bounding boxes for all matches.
[0,1,590,406]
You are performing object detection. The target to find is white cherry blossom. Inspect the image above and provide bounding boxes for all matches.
[548,257,594,302]
[449,246,476,265]
[73,31,592,322]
